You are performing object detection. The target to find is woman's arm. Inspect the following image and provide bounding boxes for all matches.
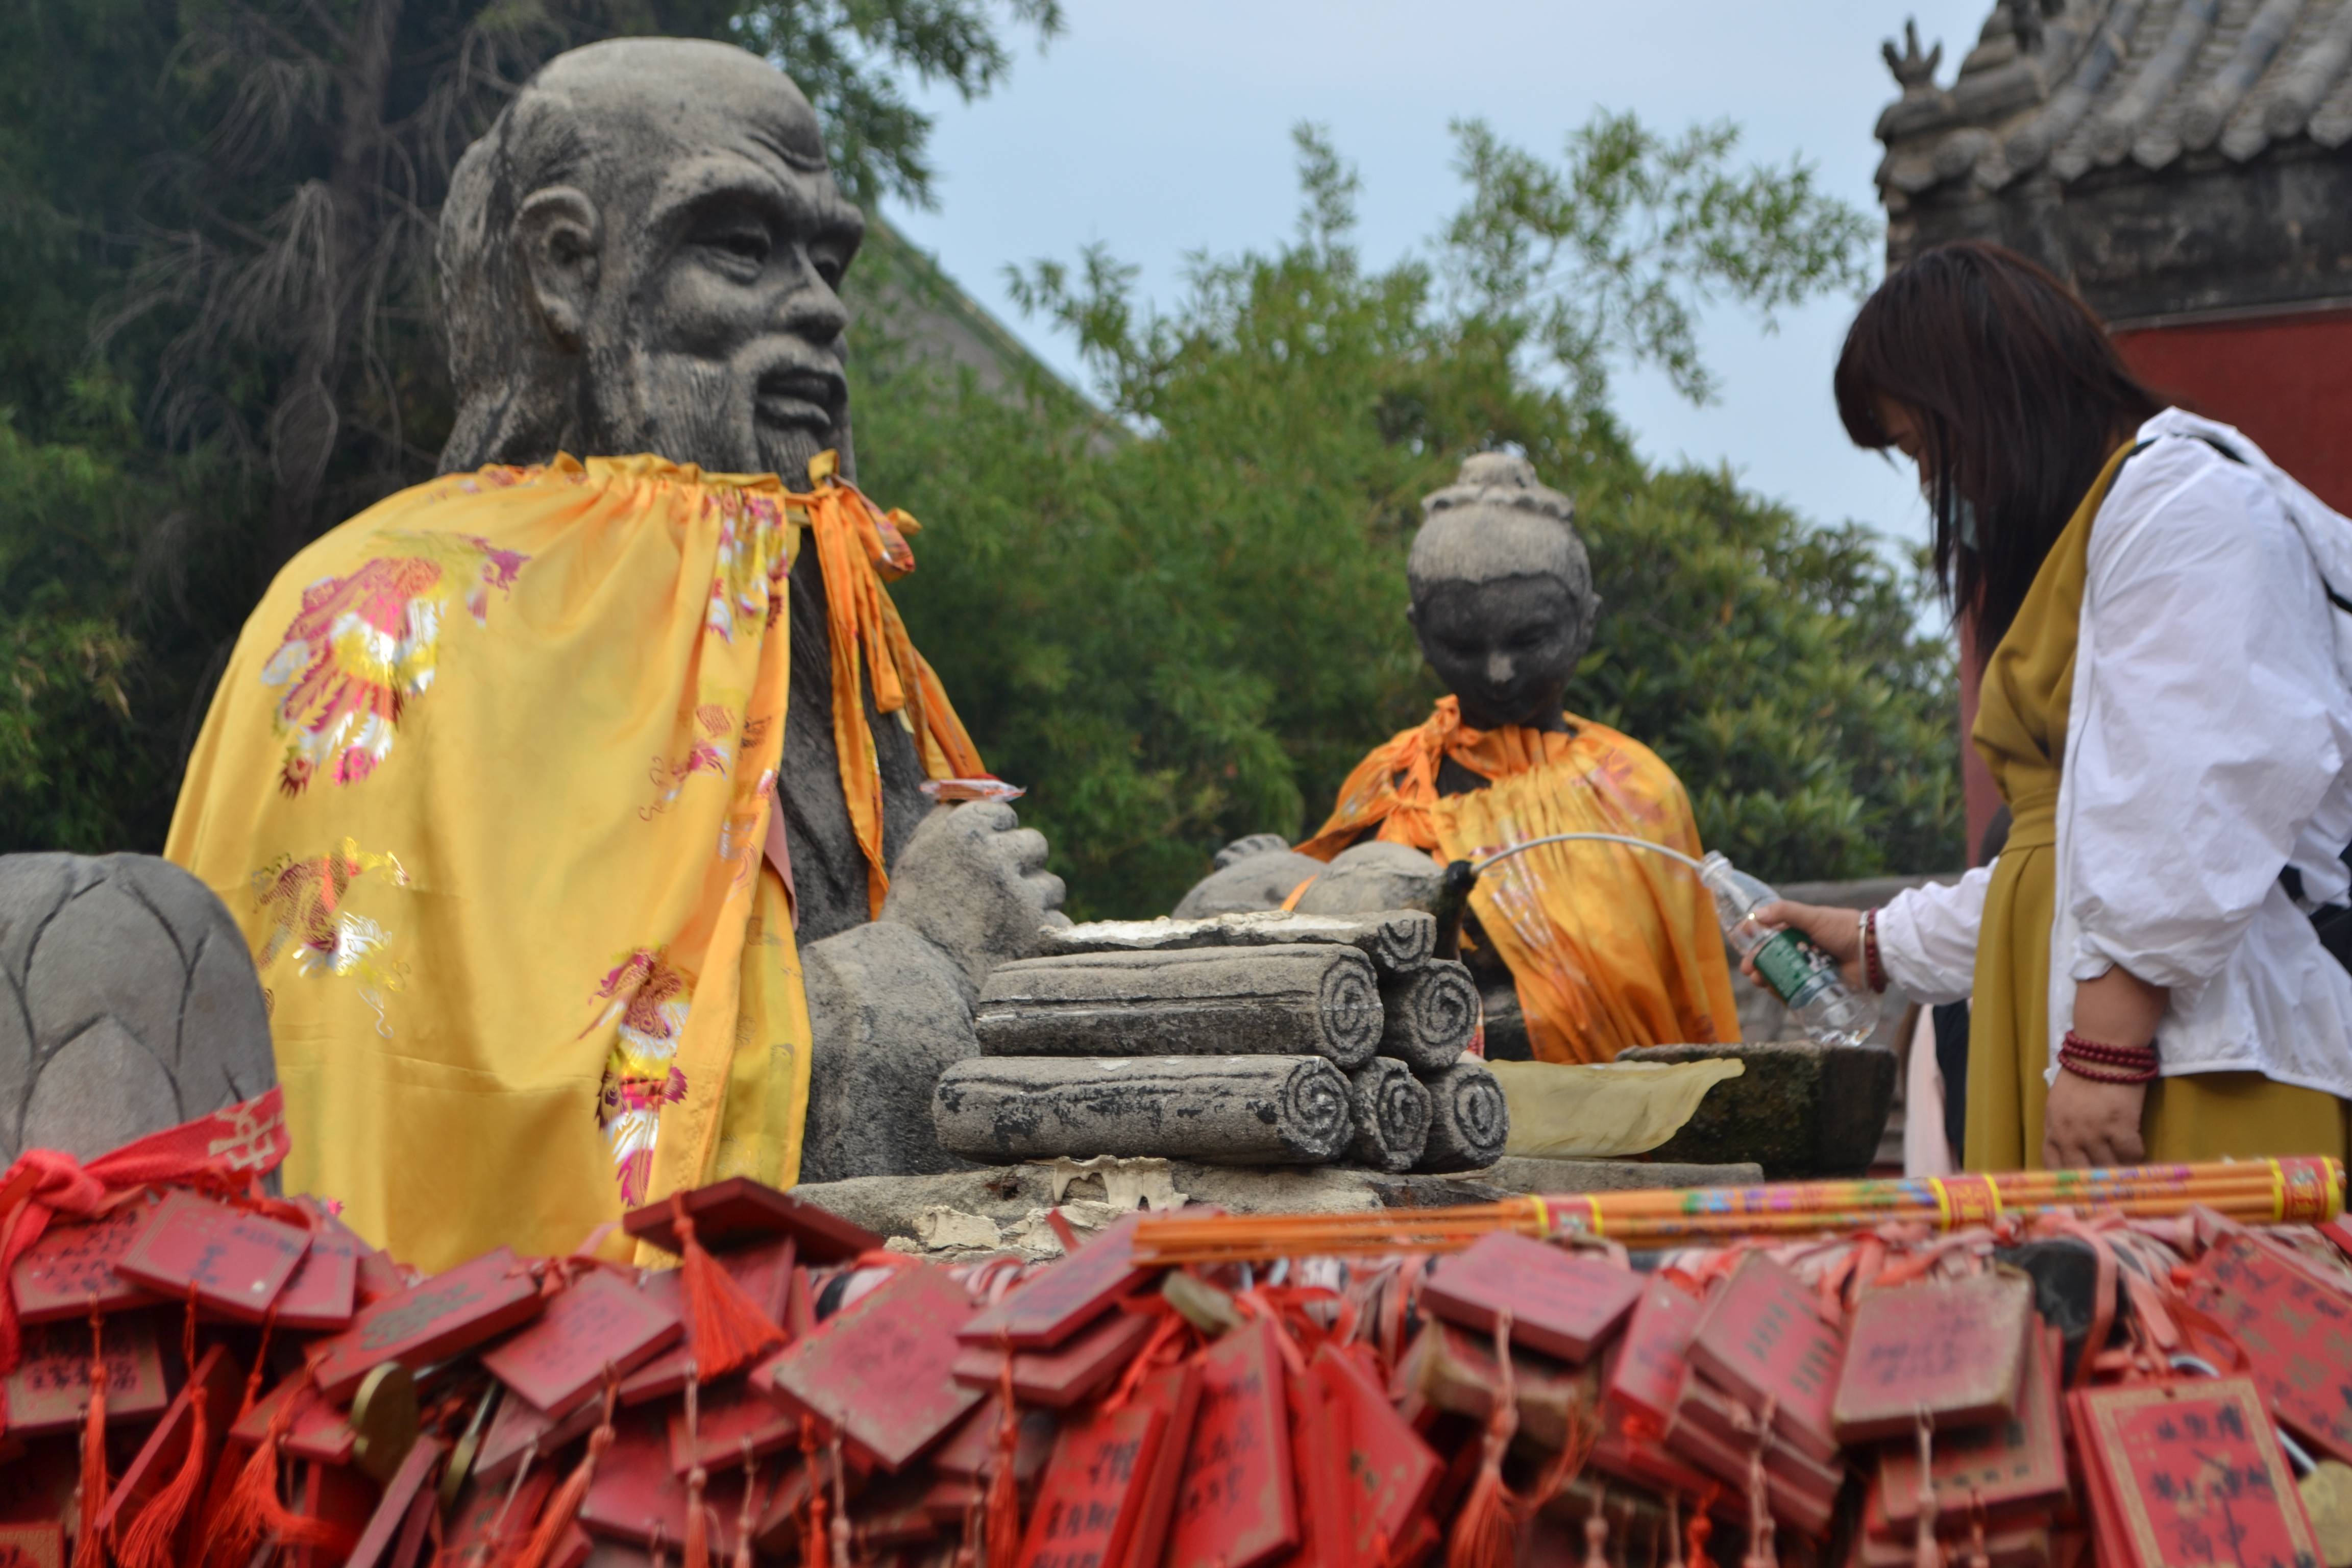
[1757,867,1991,1005]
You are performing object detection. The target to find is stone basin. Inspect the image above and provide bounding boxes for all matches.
[1614,1041,1898,1179]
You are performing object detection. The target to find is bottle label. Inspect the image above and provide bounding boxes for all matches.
[1752,928,1840,1012]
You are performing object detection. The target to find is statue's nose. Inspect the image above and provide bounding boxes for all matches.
[779,254,850,342]
[1485,651,1516,687]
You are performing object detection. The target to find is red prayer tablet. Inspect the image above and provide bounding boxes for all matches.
[1118,1359,1205,1568]
[307,1245,544,1402]
[959,1213,1150,1351]
[2071,1376,2322,1568]
[951,1304,1158,1408]
[1601,1275,1703,1427]
[2186,1229,2352,1466]
[620,1177,880,1263]
[1832,1270,2033,1442]
[1420,1232,1643,1365]
[1164,1317,1298,1568]
[1684,1252,1845,1466]
[9,1191,164,1324]
[767,1262,983,1471]
[1877,1325,2066,1535]
[1313,1342,1441,1568]
[2,1314,169,1434]
[479,1267,682,1418]
[112,1188,311,1323]
[1017,1399,1168,1568]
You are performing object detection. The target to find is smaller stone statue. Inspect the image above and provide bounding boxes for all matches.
[1196,452,1741,1065]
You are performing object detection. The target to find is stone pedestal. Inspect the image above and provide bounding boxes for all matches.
[1615,1041,1897,1179]
[787,1153,1768,1252]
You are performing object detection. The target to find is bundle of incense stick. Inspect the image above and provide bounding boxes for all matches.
[1128,1156,2346,1264]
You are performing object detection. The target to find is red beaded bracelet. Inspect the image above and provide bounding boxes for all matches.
[2060,1058,2159,1085]
[1859,909,1888,993]
[2059,1029,2159,1084]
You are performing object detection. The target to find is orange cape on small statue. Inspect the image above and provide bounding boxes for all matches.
[1298,695,1739,1065]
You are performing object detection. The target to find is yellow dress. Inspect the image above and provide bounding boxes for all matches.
[167,455,980,1269]
[1298,698,1738,1063]
[1966,447,2348,1169]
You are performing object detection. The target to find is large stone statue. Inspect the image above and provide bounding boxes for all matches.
[157,38,1058,1265]
[432,37,1064,1183]
[1198,453,1741,1064]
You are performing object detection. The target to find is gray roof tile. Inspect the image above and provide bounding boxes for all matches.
[1876,0,2352,195]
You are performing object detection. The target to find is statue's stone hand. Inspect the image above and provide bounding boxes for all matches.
[799,800,1063,1183]
[879,801,1067,998]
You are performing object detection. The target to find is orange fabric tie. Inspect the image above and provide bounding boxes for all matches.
[791,451,987,917]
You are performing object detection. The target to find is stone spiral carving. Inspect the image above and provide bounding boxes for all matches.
[931,1055,1354,1164]
[974,945,1383,1069]
[1414,1059,1510,1173]
[1345,1058,1433,1173]
[1314,956,1384,1064]
[1378,960,1478,1074]
[0,853,277,1162]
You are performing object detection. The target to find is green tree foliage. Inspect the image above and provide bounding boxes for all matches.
[0,0,1058,851]
[852,125,1958,917]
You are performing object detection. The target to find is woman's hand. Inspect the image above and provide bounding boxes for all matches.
[2043,964,2168,1169]
[1749,900,1869,992]
[2042,1072,2146,1168]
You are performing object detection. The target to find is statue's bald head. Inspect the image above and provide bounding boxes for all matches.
[438,38,863,480]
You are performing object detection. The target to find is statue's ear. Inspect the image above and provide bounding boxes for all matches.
[513,186,602,353]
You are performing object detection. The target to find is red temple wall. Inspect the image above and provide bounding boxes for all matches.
[2112,307,2352,513]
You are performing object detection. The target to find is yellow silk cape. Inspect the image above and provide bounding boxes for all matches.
[167,456,844,1268]
[1298,697,1738,1064]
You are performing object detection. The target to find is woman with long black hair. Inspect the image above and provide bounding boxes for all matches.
[1763,240,2352,1171]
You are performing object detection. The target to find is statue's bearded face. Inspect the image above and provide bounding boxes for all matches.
[572,91,863,481]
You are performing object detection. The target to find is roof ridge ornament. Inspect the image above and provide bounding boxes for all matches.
[1883,18,1946,94]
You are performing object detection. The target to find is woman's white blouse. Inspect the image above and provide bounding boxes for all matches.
[1875,409,2352,1100]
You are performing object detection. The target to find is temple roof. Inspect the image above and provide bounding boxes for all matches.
[1875,0,2352,206]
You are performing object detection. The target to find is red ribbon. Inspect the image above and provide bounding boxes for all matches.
[0,1087,290,1371]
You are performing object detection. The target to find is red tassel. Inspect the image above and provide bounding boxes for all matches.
[1445,1309,1522,1568]
[201,1372,346,1568]
[509,1380,620,1568]
[800,1417,828,1568]
[1685,1503,1712,1568]
[984,1337,1022,1568]
[75,1312,110,1568]
[118,1287,208,1568]
[671,1195,783,1378]
[116,1384,207,1568]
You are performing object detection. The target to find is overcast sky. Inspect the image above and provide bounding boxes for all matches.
[882,0,1995,557]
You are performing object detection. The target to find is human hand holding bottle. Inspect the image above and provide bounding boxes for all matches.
[1746,900,1869,992]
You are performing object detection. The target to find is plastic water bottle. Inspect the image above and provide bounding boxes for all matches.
[1698,850,1876,1047]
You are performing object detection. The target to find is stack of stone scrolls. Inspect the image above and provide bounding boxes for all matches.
[928,910,1510,1174]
